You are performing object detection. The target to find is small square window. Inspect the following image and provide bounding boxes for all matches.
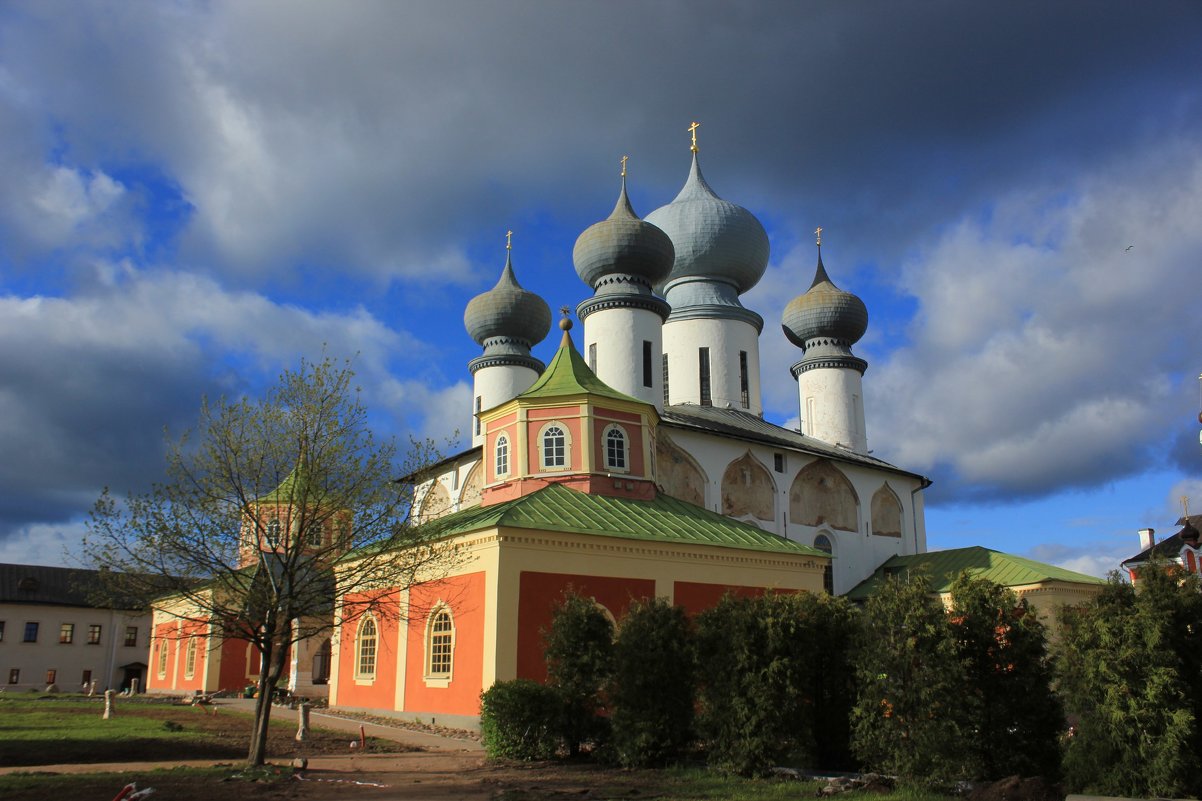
[60,623,74,644]
[23,622,38,643]
[124,627,138,648]
[87,624,102,645]
[773,453,785,473]
[45,669,56,685]
[7,669,18,685]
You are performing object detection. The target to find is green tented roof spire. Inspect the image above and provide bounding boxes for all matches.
[517,316,643,404]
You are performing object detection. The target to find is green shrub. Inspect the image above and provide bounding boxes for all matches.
[696,592,858,776]
[948,573,1063,780]
[479,679,561,760]
[544,592,614,756]
[851,573,967,783]
[1057,564,1202,797]
[609,597,695,767]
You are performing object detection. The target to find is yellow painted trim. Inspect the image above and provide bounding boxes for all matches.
[393,587,409,712]
[328,599,343,706]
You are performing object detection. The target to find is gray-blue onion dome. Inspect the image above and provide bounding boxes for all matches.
[781,253,868,348]
[573,178,674,289]
[464,252,552,347]
[644,153,770,294]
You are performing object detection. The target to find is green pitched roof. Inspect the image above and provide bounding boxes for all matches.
[845,546,1105,601]
[517,329,644,404]
[427,483,824,557]
[258,462,324,505]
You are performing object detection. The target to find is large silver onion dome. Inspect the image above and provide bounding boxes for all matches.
[781,253,868,348]
[464,252,552,347]
[645,153,770,295]
[573,177,674,289]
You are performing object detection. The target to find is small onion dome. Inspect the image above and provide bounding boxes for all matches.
[573,177,674,289]
[645,152,770,294]
[463,252,552,347]
[781,252,868,348]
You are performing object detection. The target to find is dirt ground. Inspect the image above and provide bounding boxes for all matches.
[5,755,663,801]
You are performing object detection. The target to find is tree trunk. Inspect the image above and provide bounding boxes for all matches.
[246,641,275,767]
[245,629,293,767]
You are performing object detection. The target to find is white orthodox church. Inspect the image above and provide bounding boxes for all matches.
[418,140,930,595]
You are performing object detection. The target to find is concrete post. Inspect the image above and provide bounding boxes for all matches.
[296,702,311,742]
[103,689,116,719]
[130,678,140,695]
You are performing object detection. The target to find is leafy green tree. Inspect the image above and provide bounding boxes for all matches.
[851,573,968,782]
[480,679,562,760]
[609,597,696,767]
[1057,564,1202,797]
[544,592,614,757]
[84,356,457,767]
[696,592,858,776]
[948,573,1063,779]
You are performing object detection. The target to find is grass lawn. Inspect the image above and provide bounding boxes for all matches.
[0,695,406,766]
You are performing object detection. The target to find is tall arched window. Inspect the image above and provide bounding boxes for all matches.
[425,607,455,684]
[495,434,510,477]
[266,518,282,548]
[184,637,197,678]
[541,424,568,470]
[814,534,835,595]
[604,425,627,471]
[156,639,168,677]
[355,616,378,680]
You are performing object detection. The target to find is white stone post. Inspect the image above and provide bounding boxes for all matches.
[103,689,116,719]
[296,702,311,742]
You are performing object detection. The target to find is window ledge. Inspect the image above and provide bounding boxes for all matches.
[423,675,451,688]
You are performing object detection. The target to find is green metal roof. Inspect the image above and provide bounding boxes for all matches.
[845,546,1105,601]
[427,483,824,557]
[258,462,318,504]
[516,329,644,405]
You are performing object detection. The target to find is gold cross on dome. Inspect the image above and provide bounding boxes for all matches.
[620,155,628,177]
[506,230,512,250]
[559,305,571,319]
[688,121,700,152]
[814,227,823,246]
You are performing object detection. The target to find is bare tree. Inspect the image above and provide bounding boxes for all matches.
[84,355,460,766]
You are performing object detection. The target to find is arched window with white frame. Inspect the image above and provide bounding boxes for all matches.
[495,434,510,477]
[184,637,197,678]
[424,606,455,687]
[355,616,378,681]
[156,639,168,677]
[266,518,282,548]
[539,423,570,470]
[603,424,628,472]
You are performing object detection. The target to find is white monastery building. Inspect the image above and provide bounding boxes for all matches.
[429,135,931,595]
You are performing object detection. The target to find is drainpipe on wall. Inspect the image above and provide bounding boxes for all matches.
[911,477,932,554]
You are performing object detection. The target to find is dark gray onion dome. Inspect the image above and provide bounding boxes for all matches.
[645,152,770,295]
[464,252,552,347]
[781,253,868,348]
[573,177,674,289]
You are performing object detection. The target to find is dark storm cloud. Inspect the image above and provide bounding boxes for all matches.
[3,1,1198,283]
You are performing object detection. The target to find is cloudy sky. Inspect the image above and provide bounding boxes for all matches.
[2,0,1200,576]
